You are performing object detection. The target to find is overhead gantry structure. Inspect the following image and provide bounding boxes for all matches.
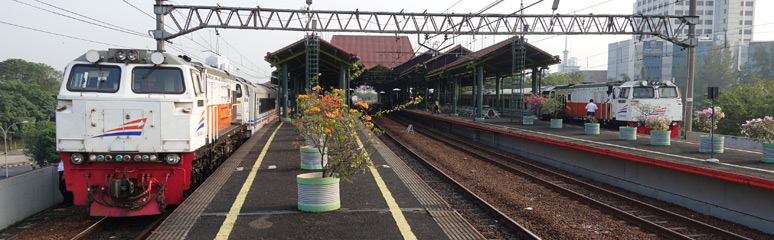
[150,1,702,130]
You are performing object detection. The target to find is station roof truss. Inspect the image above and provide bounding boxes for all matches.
[154,5,699,47]
[264,36,361,87]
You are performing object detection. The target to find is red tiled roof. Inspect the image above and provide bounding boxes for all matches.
[330,35,414,69]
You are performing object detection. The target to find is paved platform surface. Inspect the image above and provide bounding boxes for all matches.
[150,120,484,240]
[408,109,774,188]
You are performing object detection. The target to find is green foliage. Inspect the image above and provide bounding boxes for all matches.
[541,94,564,119]
[750,42,774,80]
[0,81,56,135]
[710,78,774,136]
[645,115,671,131]
[21,121,58,167]
[620,73,631,82]
[0,59,62,93]
[542,72,585,86]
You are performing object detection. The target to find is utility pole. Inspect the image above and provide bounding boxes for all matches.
[154,0,166,51]
[683,0,697,135]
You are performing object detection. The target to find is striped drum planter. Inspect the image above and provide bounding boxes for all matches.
[584,123,600,135]
[522,116,536,125]
[650,130,671,146]
[550,119,563,129]
[699,136,724,153]
[763,143,774,163]
[297,172,340,212]
[619,127,637,140]
[300,146,327,169]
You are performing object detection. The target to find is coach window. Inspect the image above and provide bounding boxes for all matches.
[658,87,679,98]
[633,87,654,98]
[66,65,121,92]
[619,88,630,99]
[132,67,185,94]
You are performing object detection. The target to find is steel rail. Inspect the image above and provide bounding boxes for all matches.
[70,217,109,240]
[374,121,542,240]
[391,115,750,240]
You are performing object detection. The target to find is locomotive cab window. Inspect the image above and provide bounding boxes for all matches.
[66,65,121,92]
[132,67,185,94]
[619,88,630,99]
[657,87,678,98]
[235,84,243,98]
[632,87,654,98]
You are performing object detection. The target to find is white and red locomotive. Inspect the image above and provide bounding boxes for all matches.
[56,49,277,216]
[552,80,683,138]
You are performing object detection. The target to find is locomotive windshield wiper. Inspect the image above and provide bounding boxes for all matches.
[141,67,158,81]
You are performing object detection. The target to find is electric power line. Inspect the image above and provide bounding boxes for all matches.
[0,20,132,48]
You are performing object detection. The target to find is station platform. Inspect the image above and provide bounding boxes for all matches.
[398,109,774,233]
[149,120,484,239]
[404,109,774,187]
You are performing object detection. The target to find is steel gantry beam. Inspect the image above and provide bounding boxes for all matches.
[152,5,698,49]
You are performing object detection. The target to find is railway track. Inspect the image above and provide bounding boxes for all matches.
[375,120,541,240]
[69,210,171,240]
[382,115,750,240]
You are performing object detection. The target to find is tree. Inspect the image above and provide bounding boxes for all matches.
[709,78,774,136]
[750,42,774,80]
[0,59,62,93]
[542,72,585,86]
[619,73,631,82]
[22,121,58,167]
[0,81,56,130]
[693,42,736,109]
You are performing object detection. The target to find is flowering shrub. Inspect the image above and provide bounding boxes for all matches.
[295,86,421,182]
[693,107,725,134]
[524,93,547,113]
[645,114,671,131]
[540,94,565,119]
[740,116,774,144]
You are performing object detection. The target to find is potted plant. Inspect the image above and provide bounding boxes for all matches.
[541,94,565,129]
[694,107,725,153]
[740,116,774,163]
[523,94,545,125]
[645,114,671,146]
[294,87,421,211]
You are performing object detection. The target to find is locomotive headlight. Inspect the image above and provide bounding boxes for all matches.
[670,122,679,127]
[115,50,127,61]
[149,155,158,162]
[127,50,139,62]
[88,154,97,162]
[70,153,85,165]
[164,154,181,165]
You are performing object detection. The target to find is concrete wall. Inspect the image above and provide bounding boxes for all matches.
[407,114,774,234]
[0,167,62,231]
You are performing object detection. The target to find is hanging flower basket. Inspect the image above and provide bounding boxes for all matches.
[619,127,637,140]
[699,136,724,153]
[297,172,340,212]
[585,123,600,135]
[550,119,562,129]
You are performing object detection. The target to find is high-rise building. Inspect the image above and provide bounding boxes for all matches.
[608,0,755,82]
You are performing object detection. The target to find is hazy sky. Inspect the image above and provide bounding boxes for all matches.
[2,0,772,83]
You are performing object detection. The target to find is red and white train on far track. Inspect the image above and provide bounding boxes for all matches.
[56,49,277,216]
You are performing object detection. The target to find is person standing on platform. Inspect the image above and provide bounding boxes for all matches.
[585,99,598,123]
[58,161,74,208]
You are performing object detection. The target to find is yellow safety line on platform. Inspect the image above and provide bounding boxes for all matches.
[356,136,417,240]
[215,122,283,240]
[486,123,774,174]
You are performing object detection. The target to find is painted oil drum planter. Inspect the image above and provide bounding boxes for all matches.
[650,130,671,146]
[619,127,637,140]
[523,116,536,125]
[585,123,600,135]
[699,136,724,153]
[763,143,774,163]
[550,119,563,129]
[297,172,340,212]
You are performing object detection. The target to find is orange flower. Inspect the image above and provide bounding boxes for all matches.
[349,109,358,113]
[310,107,321,112]
[356,101,369,109]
